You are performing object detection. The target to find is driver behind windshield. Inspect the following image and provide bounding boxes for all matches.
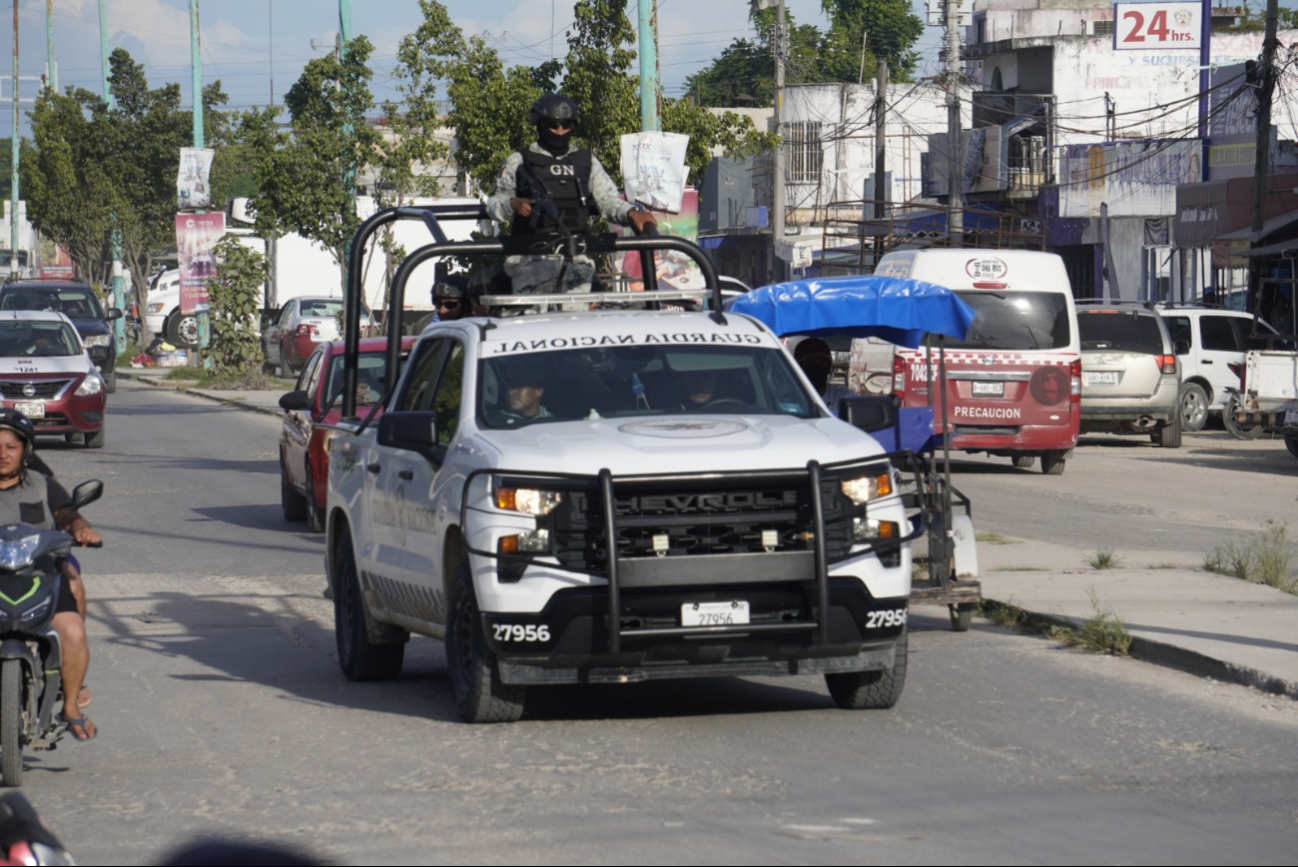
[498,366,551,425]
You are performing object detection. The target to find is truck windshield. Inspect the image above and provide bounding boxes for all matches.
[946,291,1072,351]
[0,321,82,357]
[480,345,817,428]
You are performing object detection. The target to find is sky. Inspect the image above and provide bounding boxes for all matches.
[0,0,948,135]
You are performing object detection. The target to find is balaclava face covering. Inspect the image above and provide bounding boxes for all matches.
[537,123,572,155]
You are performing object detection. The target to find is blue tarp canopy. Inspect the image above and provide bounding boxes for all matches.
[727,275,977,349]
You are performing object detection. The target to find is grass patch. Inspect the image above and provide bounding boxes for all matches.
[161,366,279,391]
[1203,522,1297,594]
[979,590,1132,656]
[992,565,1049,572]
[1144,563,1180,570]
[1086,548,1124,570]
[976,531,1018,545]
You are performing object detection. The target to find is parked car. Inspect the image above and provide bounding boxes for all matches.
[278,336,416,531]
[0,311,106,448]
[1077,302,1182,448]
[1157,305,1279,432]
[262,296,347,378]
[0,282,123,393]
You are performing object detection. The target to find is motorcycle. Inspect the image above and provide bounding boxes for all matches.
[0,480,102,788]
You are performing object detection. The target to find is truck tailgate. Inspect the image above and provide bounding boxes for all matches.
[1245,350,1298,414]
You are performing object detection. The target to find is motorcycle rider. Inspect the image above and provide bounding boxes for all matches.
[487,94,656,295]
[0,410,99,740]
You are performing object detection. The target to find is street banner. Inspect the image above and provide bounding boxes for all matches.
[175,212,224,315]
[616,188,703,292]
[620,132,690,213]
[177,147,215,210]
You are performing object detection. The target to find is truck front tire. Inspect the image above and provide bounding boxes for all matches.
[446,560,526,724]
[824,627,908,710]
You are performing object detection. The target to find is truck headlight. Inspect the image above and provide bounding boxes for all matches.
[853,518,899,542]
[840,472,892,505]
[84,334,112,348]
[496,485,563,516]
[146,302,166,314]
[75,374,104,396]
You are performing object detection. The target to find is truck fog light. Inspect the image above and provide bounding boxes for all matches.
[841,472,892,505]
[853,518,899,542]
[652,534,670,556]
[499,530,550,555]
[761,529,779,551]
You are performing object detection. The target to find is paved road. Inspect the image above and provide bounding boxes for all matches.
[22,382,1298,864]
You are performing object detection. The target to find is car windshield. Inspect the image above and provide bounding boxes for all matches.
[0,289,102,320]
[945,291,1072,350]
[0,321,82,357]
[323,352,390,407]
[1078,311,1165,354]
[300,300,342,318]
[480,344,817,429]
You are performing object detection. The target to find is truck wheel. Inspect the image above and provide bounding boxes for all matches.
[1154,414,1182,449]
[1286,434,1298,460]
[1224,395,1264,440]
[333,535,404,681]
[164,311,199,350]
[446,560,526,724]
[1040,450,1067,475]
[824,627,908,710]
[305,461,325,533]
[949,603,974,632]
[281,459,307,523]
[1179,382,1208,432]
[2,659,23,787]
[1012,455,1036,469]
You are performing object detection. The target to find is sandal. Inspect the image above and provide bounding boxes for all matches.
[77,683,91,709]
[56,713,97,741]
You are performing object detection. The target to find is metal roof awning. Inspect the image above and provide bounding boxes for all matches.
[1242,237,1298,257]
[1216,211,1298,244]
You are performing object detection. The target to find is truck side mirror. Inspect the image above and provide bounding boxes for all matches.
[106,308,123,321]
[377,411,445,462]
[840,395,898,433]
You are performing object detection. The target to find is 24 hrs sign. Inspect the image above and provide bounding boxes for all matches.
[1113,2,1202,50]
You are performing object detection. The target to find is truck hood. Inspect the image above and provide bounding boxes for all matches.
[475,414,886,475]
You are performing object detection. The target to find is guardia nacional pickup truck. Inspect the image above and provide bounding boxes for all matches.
[322,206,923,723]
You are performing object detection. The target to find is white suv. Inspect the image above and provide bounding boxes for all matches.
[1158,306,1278,432]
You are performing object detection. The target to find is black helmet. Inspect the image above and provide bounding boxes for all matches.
[528,94,579,126]
[432,274,470,302]
[0,409,35,463]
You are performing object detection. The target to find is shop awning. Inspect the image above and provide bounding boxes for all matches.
[1242,237,1298,257]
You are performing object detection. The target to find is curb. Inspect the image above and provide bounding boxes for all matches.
[981,597,1298,701]
[121,372,282,419]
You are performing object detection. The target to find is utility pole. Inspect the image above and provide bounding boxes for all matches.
[99,0,127,348]
[638,0,661,131]
[190,0,206,359]
[772,0,786,281]
[45,0,55,93]
[1247,0,1280,314]
[98,0,111,108]
[874,56,888,220]
[945,0,962,246]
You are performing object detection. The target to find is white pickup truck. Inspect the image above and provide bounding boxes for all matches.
[321,210,927,723]
[1238,348,1298,457]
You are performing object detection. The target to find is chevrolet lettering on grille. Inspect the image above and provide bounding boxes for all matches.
[620,491,800,513]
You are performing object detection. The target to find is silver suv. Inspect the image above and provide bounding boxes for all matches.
[1077,303,1182,448]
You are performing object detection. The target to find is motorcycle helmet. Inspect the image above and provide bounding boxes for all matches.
[0,409,35,471]
[528,94,579,126]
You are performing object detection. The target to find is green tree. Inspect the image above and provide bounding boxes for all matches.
[0,140,12,202]
[821,0,924,80]
[684,10,833,107]
[247,36,383,294]
[205,236,266,376]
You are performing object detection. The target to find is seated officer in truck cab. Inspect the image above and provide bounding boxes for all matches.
[496,365,552,425]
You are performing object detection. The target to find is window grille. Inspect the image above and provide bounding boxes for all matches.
[785,122,823,184]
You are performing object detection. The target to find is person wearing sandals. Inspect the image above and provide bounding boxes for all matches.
[0,410,99,740]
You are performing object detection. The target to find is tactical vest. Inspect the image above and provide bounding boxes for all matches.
[511,147,594,235]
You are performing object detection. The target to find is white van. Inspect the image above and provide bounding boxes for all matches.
[871,249,1082,475]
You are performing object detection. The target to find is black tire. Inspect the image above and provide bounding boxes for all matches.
[1154,413,1182,449]
[824,626,908,710]
[84,426,105,450]
[1041,450,1067,475]
[333,535,404,681]
[1223,395,1264,440]
[306,461,324,533]
[949,603,974,632]
[1012,455,1036,469]
[2,659,23,787]
[1286,434,1298,460]
[103,369,117,395]
[164,311,199,350]
[446,560,526,723]
[63,433,79,444]
[1179,382,1208,432]
[281,458,307,523]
